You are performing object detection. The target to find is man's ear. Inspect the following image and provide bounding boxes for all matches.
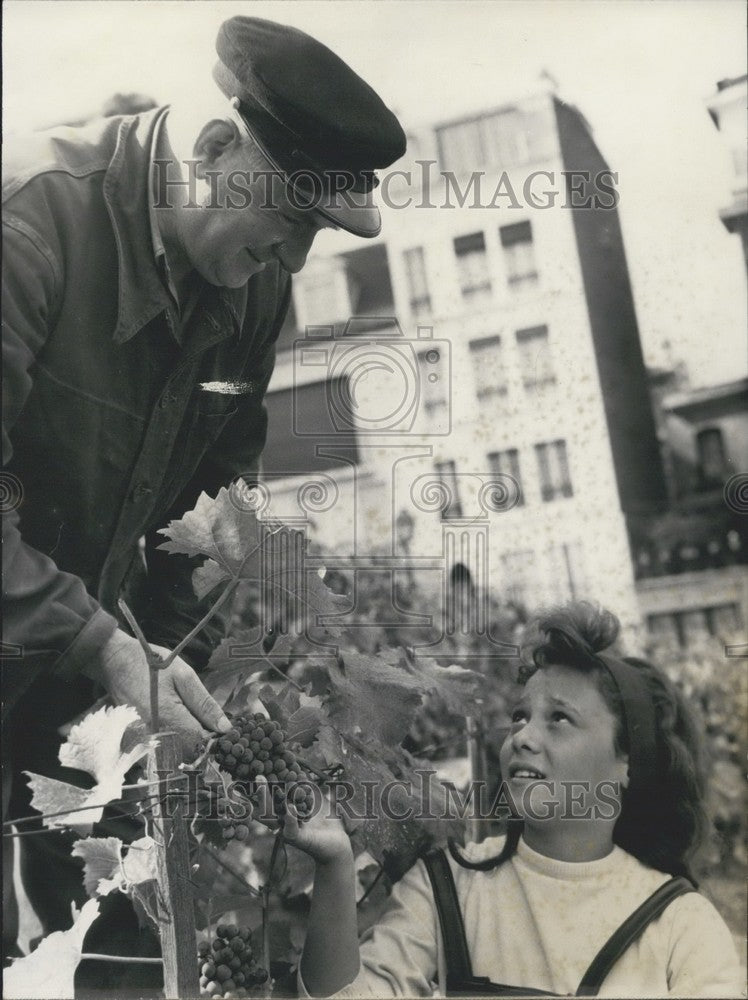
[617,753,630,791]
[193,118,240,173]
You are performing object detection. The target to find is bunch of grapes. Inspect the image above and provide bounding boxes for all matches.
[212,713,316,831]
[197,924,268,998]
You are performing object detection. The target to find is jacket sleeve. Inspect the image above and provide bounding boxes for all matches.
[135,275,292,668]
[2,216,119,713]
[297,859,442,998]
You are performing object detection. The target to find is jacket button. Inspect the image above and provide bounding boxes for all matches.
[159,393,174,408]
[131,483,153,502]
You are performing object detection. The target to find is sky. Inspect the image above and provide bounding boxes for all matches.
[3,0,746,387]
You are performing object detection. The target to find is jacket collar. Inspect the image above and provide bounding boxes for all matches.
[103,107,246,344]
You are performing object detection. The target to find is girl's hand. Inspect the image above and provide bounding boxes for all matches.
[254,776,353,866]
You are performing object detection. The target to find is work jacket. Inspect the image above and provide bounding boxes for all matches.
[2,108,291,717]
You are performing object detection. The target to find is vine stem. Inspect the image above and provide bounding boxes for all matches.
[202,844,261,898]
[80,953,163,965]
[3,794,162,831]
[5,775,196,829]
[118,597,163,733]
[262,830,285,994]
[159,578,240,670]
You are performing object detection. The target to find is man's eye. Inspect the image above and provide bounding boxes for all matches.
[511,709,527,724]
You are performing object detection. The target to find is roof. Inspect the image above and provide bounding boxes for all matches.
[663,377,748,418]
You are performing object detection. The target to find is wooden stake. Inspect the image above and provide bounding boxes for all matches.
[466,714,488,844]
[147,733,200,999]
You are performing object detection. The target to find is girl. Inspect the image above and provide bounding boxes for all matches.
[275,601,743,997]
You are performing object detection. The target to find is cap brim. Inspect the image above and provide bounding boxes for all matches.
[239,115,382,239]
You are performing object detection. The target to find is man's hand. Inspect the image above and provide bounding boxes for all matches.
[83,630,231,757]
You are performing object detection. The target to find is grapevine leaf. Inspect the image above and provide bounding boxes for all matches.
[193,557,231,601]
[25,706,156,832]
[321,648,481,745]
[157,488,263,572]
[321,650,425,744]
[22,776,90,828]
[206,631,271,681]
[59,705,155,786]
[255,526,350,640]
[71,837,122,896]
[256,682,325,748]
[100,838,158,895]
[285,703,326,747]
[72,836,158,898]
[258,681,303,724]
[3,898,100,999]
[406,654,484,717]
[308,726,459,872]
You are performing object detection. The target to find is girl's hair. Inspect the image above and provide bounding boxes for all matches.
[451,600,709,880]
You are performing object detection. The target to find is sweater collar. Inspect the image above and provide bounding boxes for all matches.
[515,836,623,881]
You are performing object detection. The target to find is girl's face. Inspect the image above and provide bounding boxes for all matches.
[499,664,630,853]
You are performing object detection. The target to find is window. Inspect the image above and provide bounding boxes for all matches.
[500,221,538,289]
[434,460,462,519]
[516,325,555,388]
[436,108,549,174]
[545,541,587,603]
[454,232,492,303]
[696,427,727,489]
[469,336,507,400]
[403,247,431,318]
[535,440,573,501]
[437,119,484,174]
[481,110,528,167]
[488,448,523,506]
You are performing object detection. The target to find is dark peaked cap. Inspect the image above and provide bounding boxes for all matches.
[213,16,406,237]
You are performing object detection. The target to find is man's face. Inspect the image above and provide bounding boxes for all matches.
[176,135,335,288]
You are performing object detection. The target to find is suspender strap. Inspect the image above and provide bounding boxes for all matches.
[575,876,695,996]
[422,848,474,987]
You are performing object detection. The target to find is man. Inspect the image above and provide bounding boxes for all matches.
[2,14,405,966]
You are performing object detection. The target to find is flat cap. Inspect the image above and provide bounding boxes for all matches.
[213,16,407,237]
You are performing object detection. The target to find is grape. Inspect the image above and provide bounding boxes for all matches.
[209,712,321,829]
[198,924,268,997]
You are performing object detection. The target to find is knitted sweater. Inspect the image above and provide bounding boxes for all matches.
[299,836,744,998]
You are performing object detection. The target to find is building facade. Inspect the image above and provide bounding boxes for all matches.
[633,376,748,646]
[258,85,670,645]
[706,74,748,270]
